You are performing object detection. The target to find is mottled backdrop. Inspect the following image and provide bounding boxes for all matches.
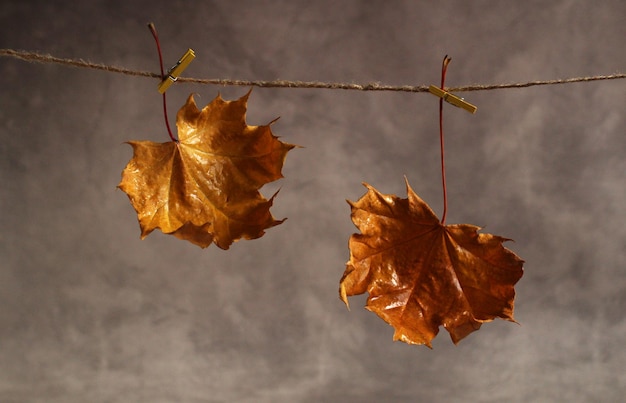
[1,1,625,402]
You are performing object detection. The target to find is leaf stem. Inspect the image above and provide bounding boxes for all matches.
[148,23,178,143]
[439,55,451,225]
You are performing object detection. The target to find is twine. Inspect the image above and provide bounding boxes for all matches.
[1,48,624,93]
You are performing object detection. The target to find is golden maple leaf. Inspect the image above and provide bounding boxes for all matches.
[118,91,295,249]
[340,179,524,347]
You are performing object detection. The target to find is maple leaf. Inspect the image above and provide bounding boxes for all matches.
[339,179,524,347]
[118,91,295,249]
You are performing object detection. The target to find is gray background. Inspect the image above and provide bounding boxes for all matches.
[1,1,625,402]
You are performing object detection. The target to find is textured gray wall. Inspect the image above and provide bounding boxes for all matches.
[1,1,625,402]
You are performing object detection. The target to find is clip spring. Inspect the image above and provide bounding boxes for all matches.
[428,85,477,114]
[157,48,195,93]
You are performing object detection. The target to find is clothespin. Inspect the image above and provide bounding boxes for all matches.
[428,85,477,114]
[157,48,196,93]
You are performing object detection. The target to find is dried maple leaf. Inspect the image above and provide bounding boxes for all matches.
[118,91,295,249]
[339,179,524,347]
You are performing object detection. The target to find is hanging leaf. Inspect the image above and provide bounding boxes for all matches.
[340,179,524,347]
[118,91,295,249]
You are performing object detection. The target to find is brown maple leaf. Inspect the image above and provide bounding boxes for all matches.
[118,91,295,249]
[339,178,524,347]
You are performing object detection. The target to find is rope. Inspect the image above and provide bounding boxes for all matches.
[1,48,624,93]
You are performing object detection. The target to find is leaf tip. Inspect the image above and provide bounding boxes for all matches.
[185,92,199,107]
[268,116,281,125]
[339,283,351,310]
[393,331,433,348]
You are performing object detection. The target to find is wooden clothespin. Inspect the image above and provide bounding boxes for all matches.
[157,48,195,93]
[428,85,477,114]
